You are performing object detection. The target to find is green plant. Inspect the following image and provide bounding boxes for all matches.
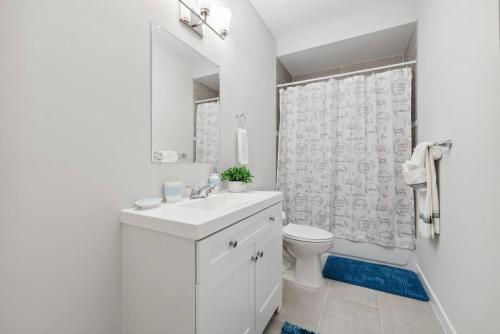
[220,166,254,184]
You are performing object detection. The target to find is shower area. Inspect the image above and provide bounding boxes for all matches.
[276,23,418,267]
[194,98,220,163]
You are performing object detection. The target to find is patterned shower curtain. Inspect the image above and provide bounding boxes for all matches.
[277,68,415,249]
[195,101,220,163]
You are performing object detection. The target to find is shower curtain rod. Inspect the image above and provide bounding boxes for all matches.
[277,60,417,88]
[194,97,219,104]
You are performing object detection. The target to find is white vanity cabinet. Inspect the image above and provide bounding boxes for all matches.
[255,227,283,333]
[121,192,282,334]
[196,205,282,334]
[197,245,256,334]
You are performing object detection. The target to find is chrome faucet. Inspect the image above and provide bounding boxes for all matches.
[190,185,215,199]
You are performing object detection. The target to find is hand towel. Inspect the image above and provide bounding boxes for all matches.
[162,150,178,162]
[402,142,441,238]
[237,128,249,165]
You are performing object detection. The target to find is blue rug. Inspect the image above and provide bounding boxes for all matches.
[281,321,317,334]
[322,256,429,301]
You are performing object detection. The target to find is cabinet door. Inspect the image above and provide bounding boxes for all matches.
[196,204,278,284]
[255,226,282,334]
[197,245,255,334]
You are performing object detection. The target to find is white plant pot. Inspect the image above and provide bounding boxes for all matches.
[227,181,246,193]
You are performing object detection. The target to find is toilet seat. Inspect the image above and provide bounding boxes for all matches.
[283,223,334,243]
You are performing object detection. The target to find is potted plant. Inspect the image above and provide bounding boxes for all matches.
[220,166,254,193]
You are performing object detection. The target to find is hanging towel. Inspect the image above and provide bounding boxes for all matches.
[237,128,249,165]
[162,150,178,162]
[402,142,441,238]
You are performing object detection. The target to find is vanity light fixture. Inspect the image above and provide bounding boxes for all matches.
[198,0,211,17]
[211,6,232,38]
[178,0,232,39]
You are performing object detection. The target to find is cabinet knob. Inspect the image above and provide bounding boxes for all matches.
[251,255,258,262]
[269,216,276,222]
[229,240,238,248]
[257,251,264,258]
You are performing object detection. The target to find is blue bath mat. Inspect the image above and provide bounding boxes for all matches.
[281,321,317,334]
[323,256,429,301]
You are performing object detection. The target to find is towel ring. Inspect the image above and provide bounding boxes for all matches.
[433,139,452,149]
[431,139,453,154]
[236,113,247,129]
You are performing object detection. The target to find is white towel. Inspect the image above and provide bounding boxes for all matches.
[162,150,178,162]
[402,142,441,238]
[237,128,249,165]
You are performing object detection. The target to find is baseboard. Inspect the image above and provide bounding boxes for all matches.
[415,263,458,334]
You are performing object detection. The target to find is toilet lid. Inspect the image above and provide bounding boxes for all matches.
[283,224,334,242]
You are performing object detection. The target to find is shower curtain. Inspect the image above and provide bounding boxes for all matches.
[195,101,220,163]
[277,68,415,249]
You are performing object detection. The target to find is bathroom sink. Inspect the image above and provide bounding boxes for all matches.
[120,191,282,240]
[179,193,249,211]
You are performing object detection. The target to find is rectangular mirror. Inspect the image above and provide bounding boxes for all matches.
[151,22,220,163]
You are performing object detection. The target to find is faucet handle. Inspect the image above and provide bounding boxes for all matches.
[188,186,201,199]
[199,185,216,198]
[188,184,215,199]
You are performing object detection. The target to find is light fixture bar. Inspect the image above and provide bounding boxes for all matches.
[178,0,226,40]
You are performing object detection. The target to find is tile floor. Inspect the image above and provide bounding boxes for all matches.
[264,279,444,334]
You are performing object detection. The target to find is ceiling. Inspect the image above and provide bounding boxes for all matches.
[279,22,416,76]
[249,0,417,76]
[249,0,416,38]
[196,74,220,92]
[249,0,417,56]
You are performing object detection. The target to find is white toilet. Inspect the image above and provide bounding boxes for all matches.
[283,223,334,288]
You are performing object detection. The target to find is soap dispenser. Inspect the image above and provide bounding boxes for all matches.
[208,167,221,193]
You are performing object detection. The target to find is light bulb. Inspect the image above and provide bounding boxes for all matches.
[180,1,192,23]
[199,0,211,17]
[212,6,232,38]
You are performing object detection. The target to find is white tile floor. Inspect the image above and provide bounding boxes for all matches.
[264,279,444,334]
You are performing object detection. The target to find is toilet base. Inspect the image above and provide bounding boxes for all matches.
[294,254,325,288]
[282,254,326,289]
[282,236,334,289]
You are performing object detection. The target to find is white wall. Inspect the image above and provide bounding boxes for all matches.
[0,0,276,333]
[416,0,500,333]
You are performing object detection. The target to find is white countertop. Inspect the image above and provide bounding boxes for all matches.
[120,191,282,240]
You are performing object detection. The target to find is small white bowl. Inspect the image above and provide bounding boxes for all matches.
[134,198,162,209]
